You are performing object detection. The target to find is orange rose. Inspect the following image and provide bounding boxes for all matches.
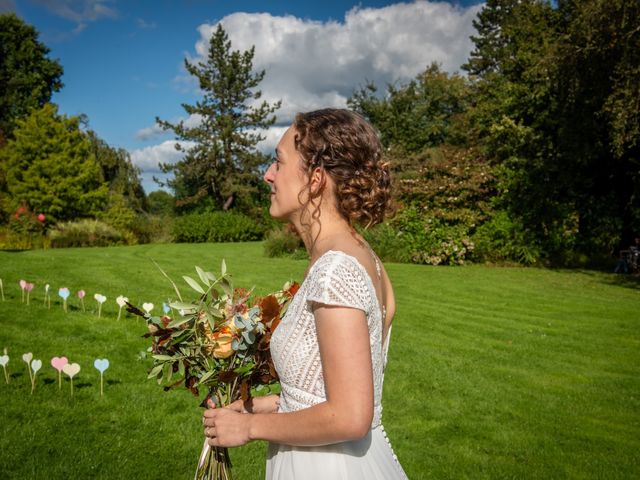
[206,326,235,359]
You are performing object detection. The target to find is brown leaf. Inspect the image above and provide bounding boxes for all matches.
[259,295,280,324]
[240,380,250,402]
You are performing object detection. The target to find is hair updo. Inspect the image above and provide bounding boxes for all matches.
[293,108,394,228]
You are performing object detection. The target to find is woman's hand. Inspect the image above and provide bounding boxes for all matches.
[225,394,280,414]
[203,407,252,448]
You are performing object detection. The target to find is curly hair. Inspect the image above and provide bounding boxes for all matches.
[293,108,395,229]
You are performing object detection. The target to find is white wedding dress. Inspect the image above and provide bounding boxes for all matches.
[266,250,408,479]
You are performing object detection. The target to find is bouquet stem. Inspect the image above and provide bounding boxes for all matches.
[195,440,233,480]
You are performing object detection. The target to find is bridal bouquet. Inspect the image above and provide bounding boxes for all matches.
[126,261,299,480]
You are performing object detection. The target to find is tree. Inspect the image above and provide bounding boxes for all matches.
[157,24,280,212]
[86,130,147,212]
[0,104,108,222]
[0,14,64,143]
[348,63,471,157]
[464,0,640,261]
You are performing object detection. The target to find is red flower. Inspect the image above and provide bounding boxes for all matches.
[37,213,46,223]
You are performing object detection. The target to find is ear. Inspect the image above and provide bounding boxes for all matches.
[309,167,326,195]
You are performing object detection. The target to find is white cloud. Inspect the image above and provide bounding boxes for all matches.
[189,1,481,124]
[137,1,481,183]
[33,0,118,23]
[129,140,195,173]
[137,18,157,29]
[257,126,289,154]
[136,113,203,140]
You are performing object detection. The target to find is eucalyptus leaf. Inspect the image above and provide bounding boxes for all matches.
[168,316,191,329]
[169,301,198,312]
[242,331,256,344]
[183,275,206,295]
[148,364,163,379]
[152,354,174,361]
[219,278,233,297]
[195,266,211,287]
[221,259,227,276]
[178,360,185,377]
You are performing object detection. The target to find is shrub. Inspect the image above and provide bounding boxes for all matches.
[172,211,264,243]
[360,223,410,263]
[471,211,541,265]
[389,207,474,265]
[128,214,174,244]
[263,225,304,258]
[48,219,127,248]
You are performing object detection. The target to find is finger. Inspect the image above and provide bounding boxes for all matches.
[207,397,216,409]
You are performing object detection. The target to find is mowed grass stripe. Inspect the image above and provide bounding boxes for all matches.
[1,243,639,479]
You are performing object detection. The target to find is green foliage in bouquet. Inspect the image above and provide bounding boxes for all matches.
[126,260,298,480]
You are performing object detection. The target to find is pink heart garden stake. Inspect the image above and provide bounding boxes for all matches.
[19,280,26,303]
[77,290,86,312]
[25,282,34,305]
[51,356,68,390]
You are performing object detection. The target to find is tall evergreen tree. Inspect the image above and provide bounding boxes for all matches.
[157,24,280,212]
[0,104,108,222]
[0,14,64,143]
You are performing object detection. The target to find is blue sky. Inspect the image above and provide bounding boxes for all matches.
[3,0,484,192]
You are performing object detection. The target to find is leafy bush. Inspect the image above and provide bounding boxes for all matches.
[172,211,264,243]
[389,207,474,265]
[263,225,304,258]
[360,223,410,263]
[471,211,541,265]
[48,219,128,248]
[129,214,174,244]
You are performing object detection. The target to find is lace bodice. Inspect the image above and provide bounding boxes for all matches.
[270,250,387,427]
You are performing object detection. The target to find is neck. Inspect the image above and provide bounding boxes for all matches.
[291,203,355,261]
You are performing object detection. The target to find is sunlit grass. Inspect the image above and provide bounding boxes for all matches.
[1,243,638,479]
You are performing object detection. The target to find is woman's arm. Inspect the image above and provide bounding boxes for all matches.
[203,304,374,447]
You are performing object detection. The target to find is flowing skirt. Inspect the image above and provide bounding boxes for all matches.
[265,426,408,479]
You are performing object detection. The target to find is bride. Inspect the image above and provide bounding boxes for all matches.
[203,108,409,479]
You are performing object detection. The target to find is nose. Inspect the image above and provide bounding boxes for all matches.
[264,162,276,184]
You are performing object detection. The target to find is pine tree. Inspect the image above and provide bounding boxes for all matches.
[156,24,280,212]
[0,104,108,222]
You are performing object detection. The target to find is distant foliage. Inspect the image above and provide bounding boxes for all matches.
[173,211,264,243]
[388,146,496,265]
[48,219,128,248]
[263,225,304,258]
[0,13,64,143]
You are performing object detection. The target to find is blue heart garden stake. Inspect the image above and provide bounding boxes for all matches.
[94,359,109,396]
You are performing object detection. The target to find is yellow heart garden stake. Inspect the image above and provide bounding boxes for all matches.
[0,351,9,383]
[30,359,42,394]
[62,363,80,396]
[22,353,33,385]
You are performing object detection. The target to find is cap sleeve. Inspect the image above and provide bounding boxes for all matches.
[306,252,372,313]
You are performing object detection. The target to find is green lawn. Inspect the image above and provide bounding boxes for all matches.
[0,242,638,479]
